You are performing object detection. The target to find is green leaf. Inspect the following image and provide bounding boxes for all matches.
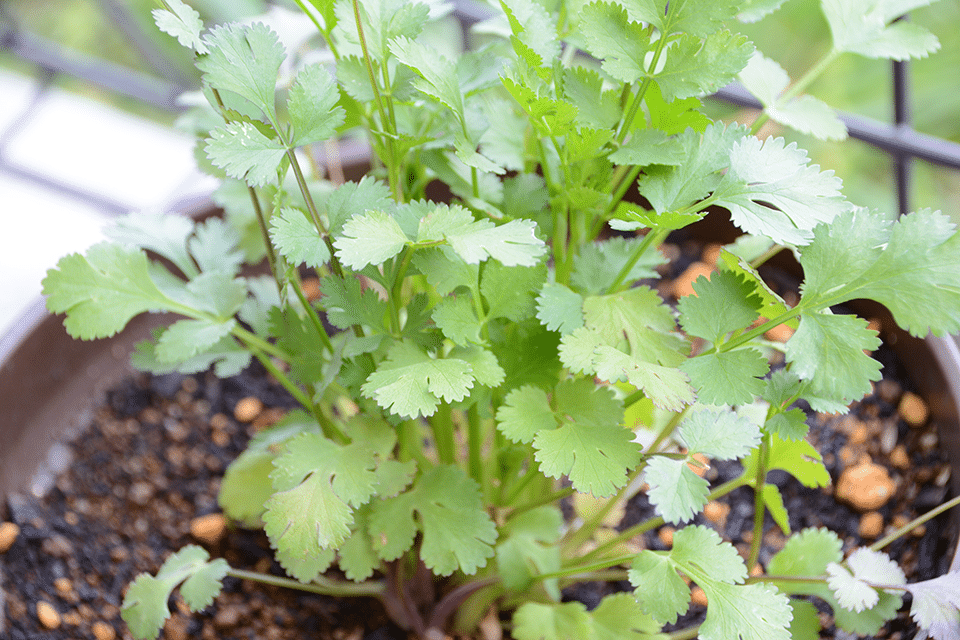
[361,341,475,418]
[626,0,740,37]
[763,483,792,534]
[497,385,556,444]
[155,318,237,363]
[785,311,881,408]
[206,122,286,187]
[738,52,847,141]
[698,581,792,640]
[105,211,198,279]
[189,217,244,276]
[318,274,389,331]
[512,601,592,640]
[500,0,561,67]
[583,287,689,366]
[578,2,655,84]
[533,379,638,496]
[677,269,761,343]
[198,22,286,117]
[673,525,748,584]
[637,122,746,214]
[629,551,690,624]
[338,505,379,581]
[287,63,345,146]
[767,408,809,441]
[412,246,478,296]
[152,0,207,53]
[591,346,697,412]
[263,431,380,581]
[827,548,905,613]
[502,77,578,138]
[334,210,410,270]
[333,0,429,60]
[433,295,481,345]
[680,349,768,406]
[803,208,960,338]
[572,237,665,296]
[644,81,712,135]
[536,282,584,335]
[738,0,790,22]
[447,219,546,267]
[43,244,179,340]
[368,465,497,575]
[219,448,276,527]
[642,455,710,524]
[449,345,505,388]
[768,527,843,586]
[654,31,754,102]
[785,599,822,640]
[562,66,621,130]
[744,433,830,489]
[906,571,960,640]
[269,207,329,267]
[610,130,686,167]
[121,546,228,640]
[713,135,849,245]
[324,176,394,237]
[497,505,563,595]
[822,0,941,60]
[679,407,762,460]
[391,35,464,119]
[482,261,546,322]
[592,594,667,640]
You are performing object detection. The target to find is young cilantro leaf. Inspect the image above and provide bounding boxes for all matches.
[269,207,329,267]
[361,341,475,419]
[738,52,847,141]
[152,0,207,53]
[43,244,182,340]
[654,31,754,102]
[319,274,389,331]
[713,135,849,245]
[610,130,686,168]
[449,345,506,388]
[263,431,380,582]
[679,407,763,460]
[332,0,429,60]
[337,504,380,581]
[412,246,479,295]
[562,66,621,130]
[512,602,593,640]
[786,599,823,640]
[133,330,249,378]
[822,0,941,60]
[287,63,345,146]
[536,282,584,336]
[497,385,557,444]
[496,505,563,595]
[533,379,638,497]
[637,122,746,214]
[785,311,882,408]
[500,0,561,68]
[583,287,689,366]
[591,593,665,640]
[334,210,410,270]
[432,295,482,345]
[198,22,286,118]
[743,433,830,489]
[738,0,791,22]
[804,209,960,337]
[324,176,394,237]
[629,551,691,624]
[677,269,761,343]
[717,249,798,330]
[448,219,546,267]
[680,349,768,406]
[368,465,497,575]
[482,261,546,322]
[827,548,906,613]
[571,236,665,296]
[906,571,960,640]
[627,0,740,37]
[391,35,465,120]
[501,77,578,138]
[578,1,655,84]
[643,455,710,524]
[205,122,287,187]
[644,81,712,135]
[189,217,244,276]
[121,546,228,640]
[762,483,792,534]
[105,211,198,279]
[154,318,237,363]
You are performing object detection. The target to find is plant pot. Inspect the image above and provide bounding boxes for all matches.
[3,185,959,639]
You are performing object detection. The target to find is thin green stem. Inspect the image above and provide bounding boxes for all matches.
[749,243,786,269]
[467,403,484,488]
[605,227,667,294]
[666,626,702,640]
[747,432,772,571]
[389,248,414,335]
[227,568,383,597]
[502,465,540,507]
[535,555,637,583]
[287,268,335,354]
[714,305,805,355]
[232,326,287,361]
[561,467,643,553]
[432,404,456,465]
[247,186,282,292]
[870,493,960,553]
[509,487,577,517]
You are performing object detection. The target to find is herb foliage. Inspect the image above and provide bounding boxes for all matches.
[42,0,960,638]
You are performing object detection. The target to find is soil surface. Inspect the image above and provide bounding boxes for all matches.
[2,241,957,640]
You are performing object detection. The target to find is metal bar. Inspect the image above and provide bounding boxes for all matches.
[0,22,187,111]
[893,58,912,215]
[712,83,960,170]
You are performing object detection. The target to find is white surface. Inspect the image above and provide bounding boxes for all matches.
[5,88,200,212]
[0,69,38,133]
[0,173,108,338]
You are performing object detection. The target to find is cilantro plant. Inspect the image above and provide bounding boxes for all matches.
[41,0,960,638]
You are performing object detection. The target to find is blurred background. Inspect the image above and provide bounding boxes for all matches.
[1,0,958,338]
